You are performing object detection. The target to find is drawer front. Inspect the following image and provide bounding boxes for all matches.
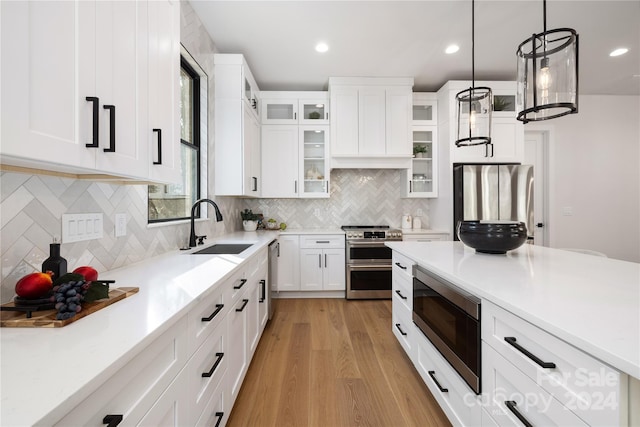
[392,267,412,312]
[138,370,189,427]
[299,234,345,249]
[195,375,228,427]
[392,251,414,282]
[187,314,228,422]
[414,332,481,427]
[55,316,188,426]
[483,343,589,427]
[392,301,415,360]
[188,279,230,354]
[229,267,249,304]
[482,301,626,426]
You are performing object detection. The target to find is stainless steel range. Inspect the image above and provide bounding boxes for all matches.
[342,225,403,299]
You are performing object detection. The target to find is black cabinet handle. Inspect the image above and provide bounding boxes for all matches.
[152,128,162,165]
[316,240,330,244]
[427,371,448,393]
[409,180,413,193]
[536,222,544,228]
[504,337,556,369]
[235,299,249,312]
[324,253,327,268]
[490,143,495,157]
[102,414,123,427]
[394,262,407,270]
[102,105,116,152]
[395,323,407,336]
[505,401,533,427]
[252,176,258,192]
[201,352,224,378]
[395,290,407,300]
[86,97,99,148]
[294,112,297,120]
[234,279,247,290]
[201,304,224,322]
[213,412,224,427]
[259,279,266,303]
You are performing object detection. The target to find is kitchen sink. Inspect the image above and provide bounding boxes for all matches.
[192,243,253,255]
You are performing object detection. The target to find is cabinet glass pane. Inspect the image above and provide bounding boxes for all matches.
[244,78,251,101]
[303,129,326,193]
[413,130,433,158]
[413,104,433,121]
[493,95,515,112]
[302,103,326,120]
[266,103,294,120]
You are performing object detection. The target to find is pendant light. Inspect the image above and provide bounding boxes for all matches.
[516,0,578,123]
[455,0,492,147]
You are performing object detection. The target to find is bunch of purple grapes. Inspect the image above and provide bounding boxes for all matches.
[51,280,89,320]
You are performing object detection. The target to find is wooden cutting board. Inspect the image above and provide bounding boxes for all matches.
[0,287,139,328]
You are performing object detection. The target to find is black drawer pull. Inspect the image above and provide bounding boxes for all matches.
[394,262,407,270]
[102,414,123,427]
[85,97,99,147]
[202,352,224,378]
[252,176,258,191]
[505,401,533,427]
[214,412,224,427]
[152,128,162,165]
[395,290,407,300]
[234,279,247,290]
[427,371,448,393]
[103,105,116,152]
[201,304,224,322]
[236,299,249,312]
[316,240,330,244]
[259,279,266,303]
[395,323,407,336]
[504,337,556,369]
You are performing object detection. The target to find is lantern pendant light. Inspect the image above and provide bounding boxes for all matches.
[516,0,579,123]
[455,0,492,147]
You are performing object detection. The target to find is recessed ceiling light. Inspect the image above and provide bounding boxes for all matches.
[445,44,460,54]
[610,48,629,57]
[315,42,329,53]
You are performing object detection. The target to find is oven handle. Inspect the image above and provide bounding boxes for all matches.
[346,241,390,248]
[346,264,392,271]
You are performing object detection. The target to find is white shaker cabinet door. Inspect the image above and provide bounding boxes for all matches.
[261,125,299,198]
[322,248,346,291]
[300,249,324,291]
[1,1,96,169]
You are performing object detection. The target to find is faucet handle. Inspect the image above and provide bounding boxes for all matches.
[197,235,207,245]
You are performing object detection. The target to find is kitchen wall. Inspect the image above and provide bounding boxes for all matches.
[0,2,242,303]
[244,169,431,229]
[529,95,640,262]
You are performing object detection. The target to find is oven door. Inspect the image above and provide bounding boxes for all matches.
[413,268,481,394]
[346,264,392,299]
[346,241,392,264]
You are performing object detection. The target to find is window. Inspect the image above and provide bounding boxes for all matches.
[148,52,205,223]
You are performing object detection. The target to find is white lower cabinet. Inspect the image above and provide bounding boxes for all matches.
[137,371,189,427]
[276,234,300,291]
[299,235,345,291]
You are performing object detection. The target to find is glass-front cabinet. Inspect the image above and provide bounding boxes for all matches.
[412,93,437,125]
[299,126,329,197]
[261,91,329,125]
[405,126,437,197]
[299,99,329,124]
[262,98,297,124]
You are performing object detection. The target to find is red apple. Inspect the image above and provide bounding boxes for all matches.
[15,272,54,299]
[73,266,98,282]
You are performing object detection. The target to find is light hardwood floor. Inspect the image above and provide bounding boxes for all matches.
[227,298,451,427]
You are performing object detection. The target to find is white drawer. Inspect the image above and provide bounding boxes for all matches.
[299,234,345,249]
[482,300,627,426]
[228,268,249,303]
[188,280,230,354]
[414,332,482,427]
[392,301,415,360]
[55,316,188,426]
[392,251,414,281]
[483,343,589,426]
[392,271,412,314]
[187,314,228,423]
[195,374,228,427]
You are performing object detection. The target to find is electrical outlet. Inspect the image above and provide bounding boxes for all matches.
[416,208,424,217]
[314,208,321,217]
[62,213,104,243]
[115,213,127,237]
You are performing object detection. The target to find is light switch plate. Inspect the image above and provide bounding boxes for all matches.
[115,213,127,237]
[62,213,104,243]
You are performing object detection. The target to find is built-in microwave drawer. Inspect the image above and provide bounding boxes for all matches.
[482,300,627,426]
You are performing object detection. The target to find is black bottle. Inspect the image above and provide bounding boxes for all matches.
[42,241,67,281]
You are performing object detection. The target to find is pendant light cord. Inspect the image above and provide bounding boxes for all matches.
[471,0,475,87]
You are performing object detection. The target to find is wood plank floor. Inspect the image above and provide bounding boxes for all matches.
[227,298,451,427]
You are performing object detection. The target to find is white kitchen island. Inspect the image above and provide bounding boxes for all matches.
[386,241,640,426]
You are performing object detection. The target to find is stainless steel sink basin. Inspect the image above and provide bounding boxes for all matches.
[192,243,253,255]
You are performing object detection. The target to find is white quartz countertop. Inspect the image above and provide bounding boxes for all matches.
[386,241,640,379]
[400,229,449,234]
[0,230,279,426]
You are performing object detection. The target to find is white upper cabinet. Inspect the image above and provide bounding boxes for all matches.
[439,81,524,164]
[412,92,438,125]
[261,92,329,125]
[214,54,262,196]
[329,77,413,168]
[0,0,181,183]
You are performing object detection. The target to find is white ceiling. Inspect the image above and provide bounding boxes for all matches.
[189,1,640,96]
